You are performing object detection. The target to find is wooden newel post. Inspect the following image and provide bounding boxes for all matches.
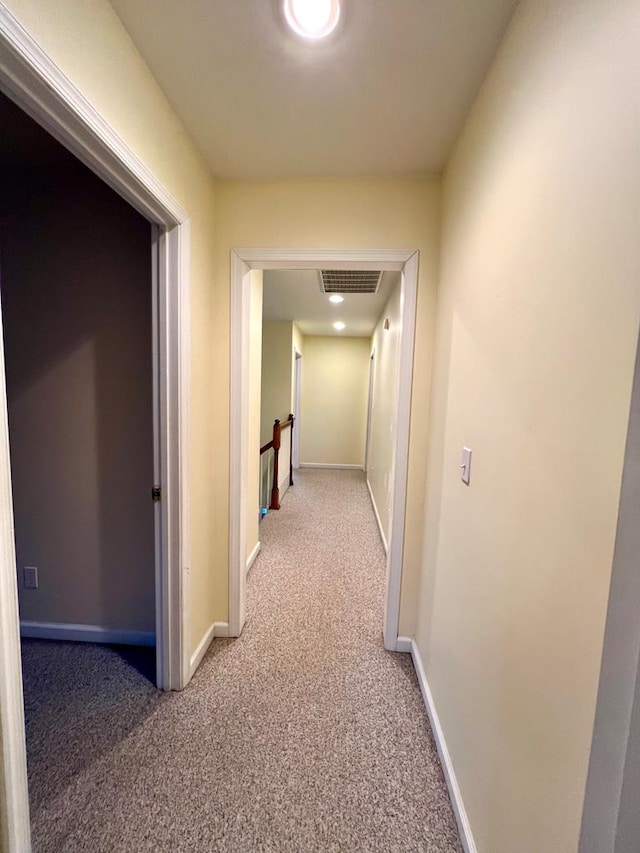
[270,419,281,510]
[288,413,294,487]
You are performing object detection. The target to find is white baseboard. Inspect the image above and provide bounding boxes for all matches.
[20,621,156,647]
[410,640,477,853]
[366,477,388,554]
[395,635,412,653]
[246,541,261,576]
[189,621,229,677]
[300,463,364,470]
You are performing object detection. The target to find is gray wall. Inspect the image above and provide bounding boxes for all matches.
[0,164,155,632]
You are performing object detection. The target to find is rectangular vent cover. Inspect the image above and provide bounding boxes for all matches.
[319,270,382,294]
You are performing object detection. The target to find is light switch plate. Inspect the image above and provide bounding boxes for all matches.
[461,447,472,485]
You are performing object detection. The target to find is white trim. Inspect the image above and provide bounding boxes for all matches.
[410,640,477,853]
[383,252,419,651]
[300,463,364,470]
[579,335,640,852]
[366,477,388,555]
[293,351,302,469]
[246,541,261,576]
[0,301,30,853]
[229,249,419,657]
[20,622,156,647]
[364,348,375,474]
[159,222,191,691]
[177,223,192,687]
[395,635,412,653]
[234,248,412,271]
[189,621,230,678]
[229,254,251,638]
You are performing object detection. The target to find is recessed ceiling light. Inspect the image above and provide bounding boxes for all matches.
[333,321,346,331]
[283,0,340,40]
[329,294,344,304]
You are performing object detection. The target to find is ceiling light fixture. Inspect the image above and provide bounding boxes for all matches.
[333,321,346,331]
[283,0,340,40]
[329,294,344,304]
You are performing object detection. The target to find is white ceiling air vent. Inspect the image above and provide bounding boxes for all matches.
[318,270,383,294]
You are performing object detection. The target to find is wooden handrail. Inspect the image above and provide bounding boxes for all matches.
[263,413,295,511]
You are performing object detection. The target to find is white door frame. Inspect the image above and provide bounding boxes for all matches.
[0,7,190,849]
[293,350,302,469]
[229,249,418,647]
[364,348,375,475]
[579,335,640,853]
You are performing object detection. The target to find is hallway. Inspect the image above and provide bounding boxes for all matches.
[22,469,461,852]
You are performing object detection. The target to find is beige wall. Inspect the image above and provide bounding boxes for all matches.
[215,178,440,631]
[246,271,263,564]
[3,0,219,651]
[300,336,370,466]
[415,1,640,851]
[0,165,154,632]
[260,321,293,446]
[367,279,402,543]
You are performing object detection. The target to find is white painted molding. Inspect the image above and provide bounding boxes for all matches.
[230,248,419,658]
[0,304,30,852]
[178,221,192,689]
[189,621,229,678]
[20,622,156,647]
[410,640,477,853]
[300,463,364,470]
[383,251,419,652]
[395,635,412,653]
[234,248,415,271]
[229,252,251,638]
[246,541,261,576]
[367,477,389,554]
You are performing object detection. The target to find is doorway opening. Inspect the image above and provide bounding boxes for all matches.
[229,250,418,649]
[0,91,157,664]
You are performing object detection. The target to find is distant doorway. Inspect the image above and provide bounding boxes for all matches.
[229,249,419,649]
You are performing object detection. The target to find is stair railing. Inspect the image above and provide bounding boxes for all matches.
[259,413,294,512]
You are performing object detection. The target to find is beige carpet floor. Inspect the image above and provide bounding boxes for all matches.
[21,469,462,852]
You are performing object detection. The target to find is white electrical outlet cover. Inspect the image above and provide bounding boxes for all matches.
[24,566,38,589]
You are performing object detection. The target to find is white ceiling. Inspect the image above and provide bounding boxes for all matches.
[108,0,518,179]
[263,269,399,336]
